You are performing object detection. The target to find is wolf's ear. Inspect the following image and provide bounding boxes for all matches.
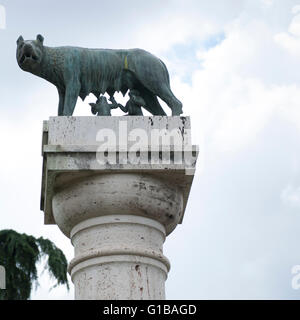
[36,34,44,44]
[17,36,24,46]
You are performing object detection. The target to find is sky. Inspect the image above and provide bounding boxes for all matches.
[0,0,300,299]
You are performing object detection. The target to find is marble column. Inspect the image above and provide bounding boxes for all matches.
[41,116,198,300]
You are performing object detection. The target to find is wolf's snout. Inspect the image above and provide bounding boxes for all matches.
[19,44,38,64]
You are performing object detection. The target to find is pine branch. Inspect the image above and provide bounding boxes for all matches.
[0,229,69,300]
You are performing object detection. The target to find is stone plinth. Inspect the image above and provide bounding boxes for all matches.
[41,116,198,300]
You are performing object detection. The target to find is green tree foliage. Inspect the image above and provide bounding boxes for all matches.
[0,229,69,300]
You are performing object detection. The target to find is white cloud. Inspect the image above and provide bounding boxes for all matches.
[170,10,300,156]
[274,7,300,55]
[261,0,273,8]
[122,0,245,55]
[292,4,300,14]
[275,32,300,54]
[281,185,300,207]
[289,13,300,36]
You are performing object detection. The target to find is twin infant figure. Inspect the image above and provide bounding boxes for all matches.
[89,89,145,116]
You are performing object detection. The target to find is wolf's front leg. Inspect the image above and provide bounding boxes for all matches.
[57,88,65,116]
[63,82,80,116]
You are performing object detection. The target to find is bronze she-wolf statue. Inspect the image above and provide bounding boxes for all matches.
[16,34,183,116]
